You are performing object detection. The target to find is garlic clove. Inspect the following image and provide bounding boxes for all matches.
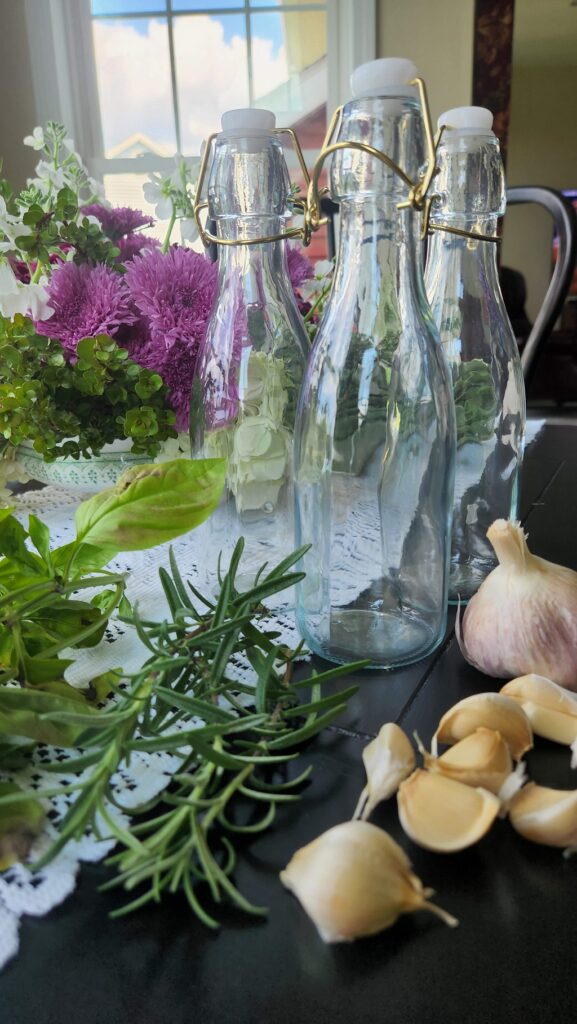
[280,820,458,942]
[424,726,513,795]
[397,769,500,852]
[500,674,577,746]
[434,692,533,761]
[509,782,577,852]
[353,723,416,821]
[458,519,577,690]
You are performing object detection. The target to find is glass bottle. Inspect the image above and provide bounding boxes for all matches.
[294,59,455,668]
[425,106,526,602]
[190,108,309,596]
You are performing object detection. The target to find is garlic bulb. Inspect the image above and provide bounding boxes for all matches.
[397,769,500,852]
[280,821,458,942]
[353,723,416,820]
[433,692,533,761]
[500,674,577,746]
[421,726,514,795]
[509,782,577,854]
[458,519,577,690]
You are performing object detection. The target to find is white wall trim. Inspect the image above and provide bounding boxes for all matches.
[327,0,377,114]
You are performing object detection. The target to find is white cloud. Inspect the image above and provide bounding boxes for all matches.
[92,16,289,157]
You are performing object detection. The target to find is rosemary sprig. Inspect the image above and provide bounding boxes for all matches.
[14,540,363,925]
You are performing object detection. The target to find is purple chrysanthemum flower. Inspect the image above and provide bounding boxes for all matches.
[286,244,314,291]
[116,233,160,263]
[124,247,218,428]
[125,247,217,349]
[35,261,137,352]
[82,204,154,240]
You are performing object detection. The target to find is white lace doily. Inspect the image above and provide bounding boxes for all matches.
[0,486,302,971]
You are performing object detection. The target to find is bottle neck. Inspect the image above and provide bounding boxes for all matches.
[333,198,423,294]
[426,222,501,294]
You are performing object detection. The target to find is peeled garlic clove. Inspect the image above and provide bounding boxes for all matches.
[434,692,533,761]
[280,820,457,942]
[397,769,500,852]
[458,519,577,691]
[425,727,513,795]
[353,723,416,820]
[509,782,577,852]
[500,674,577,746]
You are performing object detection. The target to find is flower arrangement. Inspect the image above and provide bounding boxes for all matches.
[0,122,333,496]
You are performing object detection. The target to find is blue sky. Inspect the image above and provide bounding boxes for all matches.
[92,3,285,53]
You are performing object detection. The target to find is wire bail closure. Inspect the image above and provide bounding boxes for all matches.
[193,127,313,248]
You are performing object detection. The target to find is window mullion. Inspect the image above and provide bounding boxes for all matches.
[166,0,183,153]
[246,1,254,106]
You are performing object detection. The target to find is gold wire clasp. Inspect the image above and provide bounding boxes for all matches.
[193,126,313,249]
[305,77,441,241]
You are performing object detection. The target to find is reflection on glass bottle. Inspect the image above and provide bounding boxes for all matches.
[425,106,526,602]
[294,59,455,668]
[190,109,309,597]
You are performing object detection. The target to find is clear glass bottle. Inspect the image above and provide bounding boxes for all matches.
[425,106,526,602]
[294,59,455,668]
[190,108,309,595]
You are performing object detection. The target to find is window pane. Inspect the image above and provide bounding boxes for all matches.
[92,18,177,156]
[91,1,166,14]
[174,14,250,154]
[172,1,243,10]
[251,10,326,129]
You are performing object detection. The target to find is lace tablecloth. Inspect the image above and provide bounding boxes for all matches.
[0,486,301,971]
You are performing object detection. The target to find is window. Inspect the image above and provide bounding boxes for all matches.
[24,0,375,251]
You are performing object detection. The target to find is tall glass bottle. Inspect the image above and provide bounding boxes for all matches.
[191,108,309,594]
[425,106,525,601]
[294,59,455,668]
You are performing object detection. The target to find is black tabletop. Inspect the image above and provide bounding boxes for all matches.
[2,419,577,1024]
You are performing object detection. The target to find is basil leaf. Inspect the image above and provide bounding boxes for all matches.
[0,689,100,746]
[74,458,226,552]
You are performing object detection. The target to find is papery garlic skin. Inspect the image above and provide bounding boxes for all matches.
[397,769,500,853]
[458,520,577,690]
[434,692,533,761]
[424,727,513,795]
[353,723,416,821]
[509,782,577,851]
[500,674,577,746]
[280,821,457,942]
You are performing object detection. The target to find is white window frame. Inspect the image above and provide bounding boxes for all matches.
[24,0,376,181]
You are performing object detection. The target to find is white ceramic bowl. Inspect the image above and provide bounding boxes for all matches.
[16,439,150,493]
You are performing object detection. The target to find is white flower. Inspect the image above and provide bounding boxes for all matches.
[0,261,53,319]
[0,197,30,249]
[179,217,198,244]
[143,172,173,220]
[314,259,334,279]
[32,160,68,191]
[23,127,45,150]
[299,259,334,302]
[229,416,289,512]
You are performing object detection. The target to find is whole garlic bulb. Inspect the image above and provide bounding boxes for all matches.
[458,520,577,690]
[280,821,457,942]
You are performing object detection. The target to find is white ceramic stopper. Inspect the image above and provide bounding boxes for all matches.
[221,108,276,133]
[351,58,418,98]
[438,106,494,132]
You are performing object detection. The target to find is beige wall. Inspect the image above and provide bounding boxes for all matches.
[377,0,474,124]
[0,0,37,189]
[502,64,577,321]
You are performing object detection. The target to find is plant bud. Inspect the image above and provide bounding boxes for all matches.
[421,726,514,795]
[433,692,533,761]
[509,782,577,855]
[353,723,416,820]
[397,769,500,852]
[280,820,458,942]
[500,674,577,746]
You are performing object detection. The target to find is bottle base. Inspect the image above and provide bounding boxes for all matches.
[297,606,445,670]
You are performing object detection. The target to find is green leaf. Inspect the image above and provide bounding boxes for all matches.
[0,688,101,746]
[0,515,43,573]
[0,783,45,870]
[27,514,53,570]
[74,458,226,552]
